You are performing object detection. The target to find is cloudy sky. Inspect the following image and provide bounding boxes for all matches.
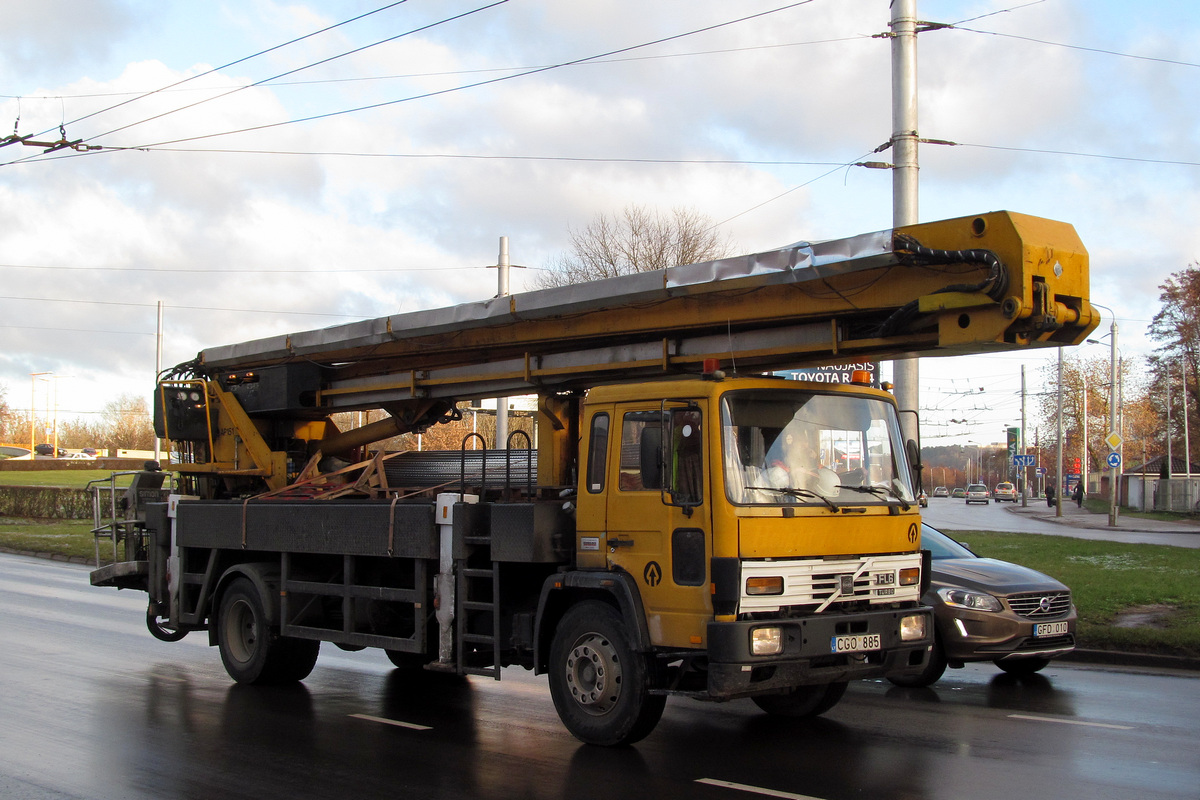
[2,0,1197,445]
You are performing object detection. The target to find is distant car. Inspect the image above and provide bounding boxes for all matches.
[993,482,1017,502]
[82,448,98,456]
[951,487,967,498]
[932,486,949,498]
[888,524,1076,688]
[966,483,990,504]
[64,452,95,460]
[918,490,928,508]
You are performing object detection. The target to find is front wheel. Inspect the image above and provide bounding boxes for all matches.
[217,578,319,684]
[751,681,848,717]
[887,637,948,688]
[548,601,666,746]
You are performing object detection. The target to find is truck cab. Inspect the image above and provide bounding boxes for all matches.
[550,374,931,737]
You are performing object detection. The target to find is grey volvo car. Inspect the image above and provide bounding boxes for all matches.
[888,524,1076,687]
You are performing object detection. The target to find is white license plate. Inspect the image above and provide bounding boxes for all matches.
[831,633,881,653]
[1034,621,1070,637]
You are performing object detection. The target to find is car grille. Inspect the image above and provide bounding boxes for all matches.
[1007,591,1072,618]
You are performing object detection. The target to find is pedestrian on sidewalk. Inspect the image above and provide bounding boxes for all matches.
[1073,482,1084,508]
[1046,485,1055,507]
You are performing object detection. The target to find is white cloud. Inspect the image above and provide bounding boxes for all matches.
[0,0,1196,440]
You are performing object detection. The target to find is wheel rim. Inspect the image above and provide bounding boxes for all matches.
[564,632,623,715]
[225,598,258,665]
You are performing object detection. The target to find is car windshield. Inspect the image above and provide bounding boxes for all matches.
[968,484,987,492]
[721,388,915,507]
[921,525,976,559]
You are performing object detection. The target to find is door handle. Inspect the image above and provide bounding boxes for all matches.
[606,538,634,549]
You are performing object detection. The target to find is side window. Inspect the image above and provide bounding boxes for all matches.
[619,411,663,491]
[586,413,609,493]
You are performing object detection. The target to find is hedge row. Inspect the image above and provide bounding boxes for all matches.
[0,486,93,520]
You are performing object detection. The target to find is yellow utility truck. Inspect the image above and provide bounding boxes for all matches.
[92,211,1095,745]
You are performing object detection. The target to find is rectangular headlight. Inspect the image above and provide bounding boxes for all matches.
[899,613,928,642]
[746,576,784,595]
[751,626,783,655]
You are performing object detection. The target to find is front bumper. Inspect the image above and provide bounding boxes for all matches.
[705,607,934,699]
[939,607,1077,663]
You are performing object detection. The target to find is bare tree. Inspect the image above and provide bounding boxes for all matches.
[0,382,11,441]
[98,394,157,451]
[537,205,734,288]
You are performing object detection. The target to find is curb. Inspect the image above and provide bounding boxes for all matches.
[1061,648,1200,672]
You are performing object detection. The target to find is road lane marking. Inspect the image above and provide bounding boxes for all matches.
[350,713,432,731]
[696,778,825,799]
[1008,713,1133,730]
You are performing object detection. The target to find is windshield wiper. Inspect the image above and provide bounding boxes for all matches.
[745,486,840,511]
[836,484,912,511]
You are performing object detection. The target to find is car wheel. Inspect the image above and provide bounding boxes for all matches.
[995,657,1051,676]
[887,637,947,688]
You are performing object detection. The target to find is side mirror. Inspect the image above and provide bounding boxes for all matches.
[663,405,704,512]
[906,438,924,491]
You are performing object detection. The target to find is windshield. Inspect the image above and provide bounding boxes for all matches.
[721,388,915,507]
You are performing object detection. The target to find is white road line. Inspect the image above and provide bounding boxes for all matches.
[350,713,432,731]
[1008,713,1134,730]
[695,778,825,799]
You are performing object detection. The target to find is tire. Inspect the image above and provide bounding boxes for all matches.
[217,578,319,684]
[887,637,948,688]
[751,681,847,717]
[385,649,431,670]
[548,601,666,746]
[995,656,1050,676]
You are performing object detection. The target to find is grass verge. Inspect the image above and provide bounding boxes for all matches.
[0,470,135,488]
[952,529,1200,657]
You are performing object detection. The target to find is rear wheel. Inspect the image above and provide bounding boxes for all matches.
[996,656,1050,676]
[548,601,666,746]
[751,681,847,717]
[217,578,319,684]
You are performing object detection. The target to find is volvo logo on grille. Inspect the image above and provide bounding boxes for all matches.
[840,574,855,595]
[1038,596,1053,613]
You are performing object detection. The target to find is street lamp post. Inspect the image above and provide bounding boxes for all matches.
[1087,302,1121,527]
[29,372,52,457]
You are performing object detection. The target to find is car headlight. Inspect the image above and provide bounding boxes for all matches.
[937,586,1003,612]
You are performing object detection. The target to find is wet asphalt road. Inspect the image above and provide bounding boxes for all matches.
[3,552,1199,800]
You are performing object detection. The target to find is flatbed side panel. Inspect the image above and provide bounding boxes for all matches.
[175,500,437,559]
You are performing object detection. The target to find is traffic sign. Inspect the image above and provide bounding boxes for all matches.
[1106,451,1122,469]
[1012,454,1036,467]
[1105,431,1123,451]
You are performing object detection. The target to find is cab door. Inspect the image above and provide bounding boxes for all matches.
[604,403,712,649]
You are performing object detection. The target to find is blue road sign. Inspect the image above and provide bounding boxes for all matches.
[1012,454,1036,467]
[1106,451,1122,469]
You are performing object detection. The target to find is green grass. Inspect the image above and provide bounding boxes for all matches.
[0,518,99,562]
[0,470,135,488]
[951,529,1200,657]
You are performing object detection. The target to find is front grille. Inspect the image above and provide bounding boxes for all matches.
[1007,591,1072,618]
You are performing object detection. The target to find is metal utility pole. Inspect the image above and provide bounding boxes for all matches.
[155,300,164,463]
[890,0,920,447]
[494,237,510,450]
[1056,348,1064,517]
[1021,365,1028,507]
